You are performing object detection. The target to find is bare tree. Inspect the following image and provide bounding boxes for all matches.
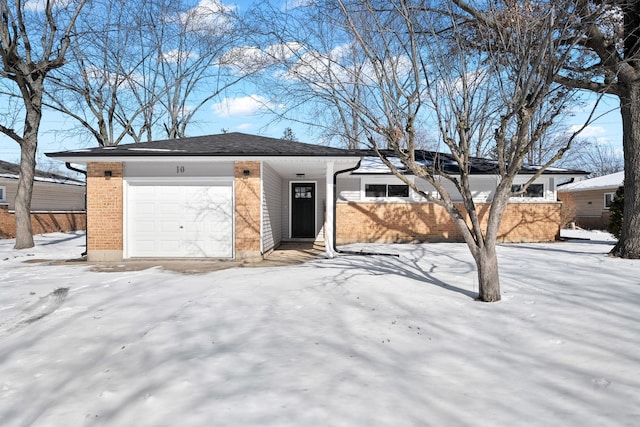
[244,4,372,148]
[281,127,297,141]
[258,0,598,301]
[553,0,640,258]
[566,139,624,177]
[0,0,86,249]
[525,104,578,165]
[47,0,249,147]
[46,0,152,147]
[153,0,247,139]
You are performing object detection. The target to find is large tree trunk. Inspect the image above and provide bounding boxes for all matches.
[611,82,640,258]
[13,98,42,250]
[475,244,501,302]
[14,140,37,249]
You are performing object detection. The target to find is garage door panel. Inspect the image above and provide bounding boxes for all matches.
[159,222,180,233]
[161,205,182,216]
[128,183,233,258]
[159,241,180,253]
[134,223,155,233]
[182,241,208,257]
[135,202,156,216]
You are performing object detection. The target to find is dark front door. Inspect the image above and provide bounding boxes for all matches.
[291,182,315,238]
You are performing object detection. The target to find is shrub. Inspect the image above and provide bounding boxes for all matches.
[608,185,624,239]
[559,193,577,229]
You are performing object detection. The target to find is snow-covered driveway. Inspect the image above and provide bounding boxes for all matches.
[1,231,639,426]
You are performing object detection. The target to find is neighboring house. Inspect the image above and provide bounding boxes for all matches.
[557,171,624,229]
[46,132,588,262]
[0,160,86,238]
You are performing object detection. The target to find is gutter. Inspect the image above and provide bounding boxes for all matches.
[65,163,88,258]
[332,160,399,257]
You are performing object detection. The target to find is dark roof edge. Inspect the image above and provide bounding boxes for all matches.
[46,151,361,158]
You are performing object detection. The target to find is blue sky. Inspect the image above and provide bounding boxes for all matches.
[0,0,625,171]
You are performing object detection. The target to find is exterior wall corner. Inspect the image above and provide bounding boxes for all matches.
[234,161,262,255]
[86,162,123,257]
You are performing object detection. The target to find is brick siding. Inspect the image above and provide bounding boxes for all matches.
[336,201,561,244]
[0,204,85,239]
[234,161,262,256]
[86,162,123,252]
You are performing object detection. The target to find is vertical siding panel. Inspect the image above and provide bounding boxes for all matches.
[262,163,282,252]
[282,179,290,239]
[315,178,326,239]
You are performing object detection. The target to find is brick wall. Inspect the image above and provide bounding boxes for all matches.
[86,162,123,259]
[234,161,262,259]
[336,201,561,244]
[0,204,85,239]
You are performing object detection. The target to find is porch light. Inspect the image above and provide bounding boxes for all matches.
[243,169,250,176]
[104,170,112,177]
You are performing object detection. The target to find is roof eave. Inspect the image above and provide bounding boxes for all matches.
[46,153,363,164]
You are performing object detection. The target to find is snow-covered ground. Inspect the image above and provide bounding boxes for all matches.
[1,231,639,426]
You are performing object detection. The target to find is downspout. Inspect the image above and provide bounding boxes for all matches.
[65,162,88,257]
[333,160,399,257]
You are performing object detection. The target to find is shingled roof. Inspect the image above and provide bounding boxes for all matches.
[0,160,84,185]
[355,149,589,175]
[46,132,361,158]
[46,132,588,176]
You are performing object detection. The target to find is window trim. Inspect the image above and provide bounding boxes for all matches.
[511,183,545,199]
[0,186,5,203]
[387,184,410,198]
[362,177,413,201]
[364,183,388,198]
[604,192,615,210]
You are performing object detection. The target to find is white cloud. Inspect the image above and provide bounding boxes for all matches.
[282,0,316,9]
[219,43,304,72]
[285,43,412,89]
[176,0,235,34]
[236,123,253,130]
[24,0,74,12]
[569,124,606,139]
[211,95,272,117]
[83,65,136,86]
[159,49,199,63]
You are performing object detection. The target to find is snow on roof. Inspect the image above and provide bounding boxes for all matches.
[126,148,187,152]
[353,155,587,176]
[558,171,624,192]
[0,160,85,186]
[354,156,412,173]
[0,172,85,186]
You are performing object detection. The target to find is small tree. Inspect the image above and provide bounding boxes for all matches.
[281,127,297,141]
[608,185,624,239]
[559,193,577,229]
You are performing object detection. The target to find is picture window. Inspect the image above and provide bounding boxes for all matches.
[365,183,409,198]
[511,183,544,198]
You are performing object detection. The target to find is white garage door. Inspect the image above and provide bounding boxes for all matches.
[127,182,233,258]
